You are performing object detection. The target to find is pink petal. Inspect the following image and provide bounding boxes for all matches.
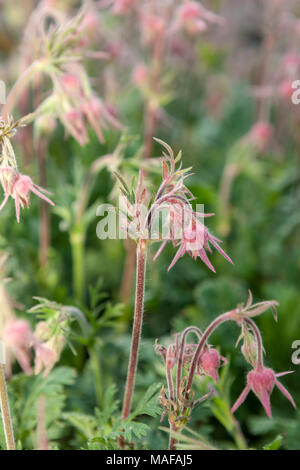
[14,197,20,223]
[231,384,250,414]
[153,240,168,261]
[198,248,216,273]
[30,186,54,206]
[0,193,9,212]
[168,244,185,271]
[260,388,272,418]
[275,370,294,378]
[275,379,296,409]
[209,237,233,264]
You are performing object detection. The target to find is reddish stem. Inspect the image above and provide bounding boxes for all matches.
[121,240,147,421]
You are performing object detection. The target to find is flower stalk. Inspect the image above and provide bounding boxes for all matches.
[121,239,147,421]
[0,364,15,450]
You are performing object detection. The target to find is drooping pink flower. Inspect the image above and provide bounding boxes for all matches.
[0,169,54,223]
[231,366,296,418]
[2,319,34,375]
[166,220,233,272]
[197,347,227,382]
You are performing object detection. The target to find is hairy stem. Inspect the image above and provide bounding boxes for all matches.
[0,364,15,450]
[169,423,177,451]
[121,240,147,421]
[176,326,202,402]
[37,137,50,269]
[186,312,232,399]
[36,395,48,450]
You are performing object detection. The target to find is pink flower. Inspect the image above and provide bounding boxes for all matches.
[0,169,54,223]
[197,347,227,382]
[231,366,296,418]
[176,1,224,36]
[2,319,34,375]
[167,220,233,272]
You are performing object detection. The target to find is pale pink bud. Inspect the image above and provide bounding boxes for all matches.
[166,344,177,370]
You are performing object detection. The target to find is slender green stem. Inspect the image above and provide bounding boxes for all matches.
[88,346,103,409]
[121,240,147,421]
[70,229,85,304]
[0,364,15,450]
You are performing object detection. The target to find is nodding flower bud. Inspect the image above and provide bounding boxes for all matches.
[232,365,296,418]
[197,347,227,382]
[166,344,177,370]
[236,322,259,368]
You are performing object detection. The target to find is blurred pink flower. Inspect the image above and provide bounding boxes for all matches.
[2,319,34,375]
[0,169,54,223]
[175,1,225,36]
[112,0,135,15]
[231,366,296,418]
